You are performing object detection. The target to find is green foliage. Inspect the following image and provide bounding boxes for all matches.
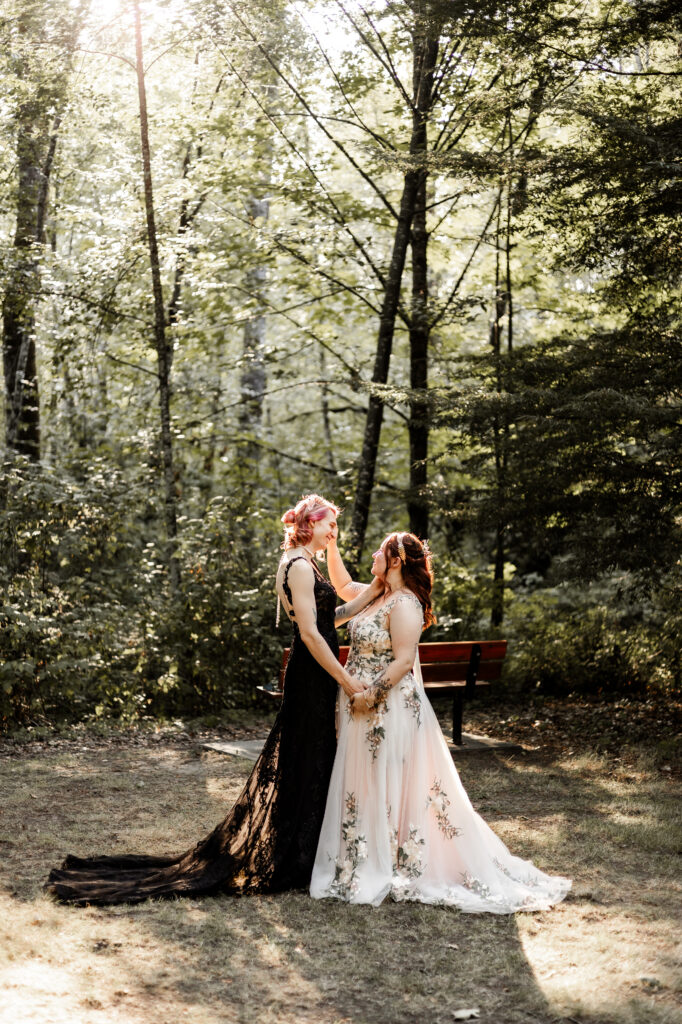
[502,575,681,698]
[1,0,680,733]
[428,547,681,698]
[433,17,681,620]
[0,460,285,731]
[149,495,284,716]
[0,458,150,728]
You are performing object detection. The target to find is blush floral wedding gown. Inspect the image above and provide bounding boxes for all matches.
[311,590,571,912]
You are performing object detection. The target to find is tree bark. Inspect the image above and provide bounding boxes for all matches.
[2,2,87,462]
[134,1,180,594]
[319,345,336,474]
[408,165,429,539]
[489,83,547,626]
[490,187,507,629]
[1,16,56,460]
[238,198,269,442]
[347,28,439,568]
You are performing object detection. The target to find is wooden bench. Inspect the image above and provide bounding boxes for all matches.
[257,640,507,746]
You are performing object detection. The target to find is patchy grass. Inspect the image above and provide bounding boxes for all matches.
[0,730,680,1024]
[459,691,682,765]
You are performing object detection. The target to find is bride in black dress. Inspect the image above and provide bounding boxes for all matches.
[46,494,379,905]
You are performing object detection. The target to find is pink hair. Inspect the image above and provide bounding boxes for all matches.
[281,494,340,550]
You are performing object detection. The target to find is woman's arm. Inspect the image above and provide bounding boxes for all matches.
[287,560,364,698]
[334,576,383,626]
[350,598,422,713]
[326,533,368,601]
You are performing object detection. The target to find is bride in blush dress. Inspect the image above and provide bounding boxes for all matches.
[311,531,571,912]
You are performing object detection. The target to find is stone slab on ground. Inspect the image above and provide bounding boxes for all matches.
[447,732,523,754]
[203,739,266,762]
[203,732,522,763]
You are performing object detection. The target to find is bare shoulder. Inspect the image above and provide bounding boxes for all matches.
[389,590,424,619]
[284,557,315,584]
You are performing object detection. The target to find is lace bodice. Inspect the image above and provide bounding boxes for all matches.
[346,590,423,684]
[282,555,338,651]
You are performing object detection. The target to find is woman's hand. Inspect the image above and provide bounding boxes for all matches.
[350,689,372,715]
[340,670,364,699]
[334,571,384,627]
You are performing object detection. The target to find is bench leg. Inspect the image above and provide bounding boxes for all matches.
[452,692,463,746]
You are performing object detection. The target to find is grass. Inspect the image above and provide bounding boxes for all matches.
[0,726,680,1024]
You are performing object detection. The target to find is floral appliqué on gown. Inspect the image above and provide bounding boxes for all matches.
[310,590,572,912]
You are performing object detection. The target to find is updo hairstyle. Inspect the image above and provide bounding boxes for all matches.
[281,494,341,551]
[382,531,436,629]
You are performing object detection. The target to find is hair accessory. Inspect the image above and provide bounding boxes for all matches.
[421,539,431,558]
[396,532,406,563]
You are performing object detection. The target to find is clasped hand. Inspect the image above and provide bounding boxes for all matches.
[340,671,371,710]
[349,689,372,715]
[341,672,365,698]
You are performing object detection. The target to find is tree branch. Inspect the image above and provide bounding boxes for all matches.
[429,192,501,331]
[214,42,390,292]
[218,3,401,222]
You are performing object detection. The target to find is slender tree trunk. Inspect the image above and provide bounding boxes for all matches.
[134,1,180,594]
[238,201,269,440]
[347,29,439,568]
[490,189,506,629]
[489,83,546,626]
[238,80,275,462]
[165,142,193,369]
[237,231,268,545]
[408,166,429,539]
[320,345,336,474]
[166,68,223,366]
[201,384,222,504]
[1,63,56,459]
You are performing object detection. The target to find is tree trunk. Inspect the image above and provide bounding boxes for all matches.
[489,84,546,626]
[238,80,275,479]
[134,1,180,595]
[408,165,429,539]
[320,345,336,474]
[489,187,503,626]
[238,199,269,442]
[2,2,87,462]
[1,30,57,460]
[347,29,439,568]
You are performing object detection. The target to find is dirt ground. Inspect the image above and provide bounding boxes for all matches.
[0,703,680,1024]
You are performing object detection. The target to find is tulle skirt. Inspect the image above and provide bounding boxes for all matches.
[311,670,571,913]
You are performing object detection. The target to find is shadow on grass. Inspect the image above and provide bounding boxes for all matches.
[83,889,557,1024]
[2,742,680,1024]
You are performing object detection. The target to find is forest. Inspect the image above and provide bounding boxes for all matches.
[1,0,680,731]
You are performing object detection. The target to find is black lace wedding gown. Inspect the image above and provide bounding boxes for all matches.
[45,557,339,905]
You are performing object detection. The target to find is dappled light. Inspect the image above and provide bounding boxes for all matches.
[0,0,680,1019]
[1,0,679,730]
[2,740,679,1023]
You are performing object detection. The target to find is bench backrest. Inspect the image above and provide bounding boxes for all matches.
[279,640,507,686]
